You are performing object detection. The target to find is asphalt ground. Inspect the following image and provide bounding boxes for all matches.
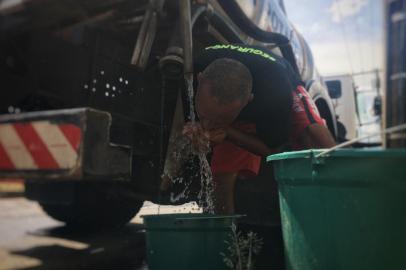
[0,197,148,270]
[0,189,284,270]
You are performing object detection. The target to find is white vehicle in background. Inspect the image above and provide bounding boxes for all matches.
[325,72,382,146]
[324,75,358,142]
[356,88,382,144]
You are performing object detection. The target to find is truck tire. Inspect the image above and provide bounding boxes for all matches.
[26,181,143,229]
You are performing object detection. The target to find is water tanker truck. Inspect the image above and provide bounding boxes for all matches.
[0,0,337,227]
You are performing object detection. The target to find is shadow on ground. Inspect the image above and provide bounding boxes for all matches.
[10,223,147,270]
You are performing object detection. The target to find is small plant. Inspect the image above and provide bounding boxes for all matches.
[221,223,263,270]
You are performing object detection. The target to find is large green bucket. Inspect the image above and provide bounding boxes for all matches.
[143,213,236,270]
[267,149,406,270]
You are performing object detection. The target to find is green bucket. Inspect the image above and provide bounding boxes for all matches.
[143,213,237,270]
[267,149,406,270]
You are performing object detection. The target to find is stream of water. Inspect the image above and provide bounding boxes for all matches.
[162,75,215,213]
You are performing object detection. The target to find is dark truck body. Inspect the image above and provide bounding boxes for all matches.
[0,0,337,227]
[385,0,406,147]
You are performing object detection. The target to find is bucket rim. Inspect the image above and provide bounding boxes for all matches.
[142,213,243,220]
[142,213,242,230]
[267,148,406,162]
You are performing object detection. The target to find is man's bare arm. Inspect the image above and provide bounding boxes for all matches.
[225,126,275,157]
[297,123,336,149]
[226,123,336,156]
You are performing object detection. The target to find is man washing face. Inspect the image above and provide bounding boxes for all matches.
[183,44,336,214]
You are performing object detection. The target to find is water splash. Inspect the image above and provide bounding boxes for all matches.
[185,74,195,122]
[170,178,192,203]
[186,75,215,213]
[197,152,215,212]
[164,135,194,203]
[164,75,215,213]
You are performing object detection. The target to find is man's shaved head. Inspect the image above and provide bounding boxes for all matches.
[200,58,252,104]
[195,58,253,130]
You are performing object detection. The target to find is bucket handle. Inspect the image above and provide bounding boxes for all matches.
[315,123,406,159]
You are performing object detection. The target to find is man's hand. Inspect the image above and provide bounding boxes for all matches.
[182,122,210,153]
[207,128,227,145]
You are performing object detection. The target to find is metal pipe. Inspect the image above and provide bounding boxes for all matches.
[209,9,244,43]
[138,11,158,68]
[215,0,299,73]
[191,5,207,26]
[192,5,244,43]
[160,4,244,78]
[131,0,164,68]
[131,7,152,66]
[179,0,193,76]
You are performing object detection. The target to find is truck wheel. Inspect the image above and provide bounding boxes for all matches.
[26,181,143,229]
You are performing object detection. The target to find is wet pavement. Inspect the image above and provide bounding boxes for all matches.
[0,197,147,270]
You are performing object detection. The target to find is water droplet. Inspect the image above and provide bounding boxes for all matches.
[119,77,123,82]
[112,94,115,97]
[112,86,116,91]
[93,79,97,84]
[100,70,105,75]
[125,80,129,85]
[8,106,14,113]
[105,92,109,97]
[106,83,110,89]
[92,88,96,92]
[84,84,89,89]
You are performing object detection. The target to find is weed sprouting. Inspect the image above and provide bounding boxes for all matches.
[221,223,263,270]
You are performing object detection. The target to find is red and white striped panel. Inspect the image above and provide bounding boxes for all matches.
[0,121,82,170]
